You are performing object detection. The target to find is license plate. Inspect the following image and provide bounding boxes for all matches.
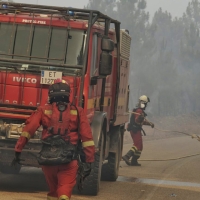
[40,70,62,85]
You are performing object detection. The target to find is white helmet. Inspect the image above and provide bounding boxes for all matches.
[139,95,150,103]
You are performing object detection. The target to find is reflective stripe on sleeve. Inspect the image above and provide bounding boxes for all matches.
[82,140,95,148]
[21,131,31,140]
[44,110,52,115]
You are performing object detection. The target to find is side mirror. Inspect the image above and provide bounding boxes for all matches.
[101,37,114,52]
[99,52,112,76]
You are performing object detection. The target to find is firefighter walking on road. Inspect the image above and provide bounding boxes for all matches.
[12,79,95,200]
[122,95,154,166]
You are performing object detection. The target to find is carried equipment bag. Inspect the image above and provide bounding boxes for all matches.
[37,134,77,165]
[37,103,79,165]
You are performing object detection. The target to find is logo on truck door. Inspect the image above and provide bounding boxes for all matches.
[13,77,37,83]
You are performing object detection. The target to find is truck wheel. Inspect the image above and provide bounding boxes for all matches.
[101,133,122,181]
[0,163,21,174]
[75,132,104,196]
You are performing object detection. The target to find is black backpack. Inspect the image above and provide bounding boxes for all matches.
[37,134,77,166]
[37,105,80,166]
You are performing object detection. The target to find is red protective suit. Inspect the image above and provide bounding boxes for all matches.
[122,107,154,166]
[130,108,144,153]
[15,103,95,200]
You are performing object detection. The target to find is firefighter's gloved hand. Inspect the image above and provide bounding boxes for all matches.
[150,123,154,128]
[82,162,92,180]
[11,152,24,166]
[77,162,92,191]
[126,123,132,132]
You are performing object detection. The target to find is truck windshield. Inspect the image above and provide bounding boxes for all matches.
[0,23,86,66]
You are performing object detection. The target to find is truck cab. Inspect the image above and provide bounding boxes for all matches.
[0,2,131,195]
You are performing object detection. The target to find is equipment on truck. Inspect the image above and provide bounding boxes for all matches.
[0,2,131,195]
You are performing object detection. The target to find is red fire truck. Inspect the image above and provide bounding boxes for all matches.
[0,2,131,195]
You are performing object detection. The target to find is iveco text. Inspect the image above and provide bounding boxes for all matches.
[13,77,37,83]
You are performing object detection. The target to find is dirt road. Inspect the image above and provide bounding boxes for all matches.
[0,133,200,200]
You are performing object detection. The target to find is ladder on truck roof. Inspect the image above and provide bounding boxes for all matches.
[0,2,121,64]
[0,2,121,65]
[0,2,120,24]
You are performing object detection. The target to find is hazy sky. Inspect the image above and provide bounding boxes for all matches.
[15,0,191,19]
[146,0,190,18]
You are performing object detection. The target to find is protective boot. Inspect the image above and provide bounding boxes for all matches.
[122,150,133,166]
[131,155,141,166]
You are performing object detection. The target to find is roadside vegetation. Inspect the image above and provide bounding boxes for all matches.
[87,0,200,117]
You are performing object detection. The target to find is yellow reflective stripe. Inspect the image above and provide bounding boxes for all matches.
[131,148,135,153]
[131,146,137,152]
[135,152,141,156]
[131,146,141,155]
[132,145,138,150]
[45,110,77,115]
[82,140,95,148]
[70,110,77,115]
[21,131,31,140]
[47,196,57,200]
[58,195,70,200]
[44,110,52,115]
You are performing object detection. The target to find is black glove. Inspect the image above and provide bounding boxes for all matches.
[150,123,154,128]
[77,162,92,191]
[82,162,92,180]
[11,152,23,167]
[126,123,131,131]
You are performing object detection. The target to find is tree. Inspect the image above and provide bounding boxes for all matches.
[86,0,200,116]
[85,0,117,16]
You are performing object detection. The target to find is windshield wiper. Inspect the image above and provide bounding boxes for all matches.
[63,29,71,64]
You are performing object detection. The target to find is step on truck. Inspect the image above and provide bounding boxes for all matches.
[0,2,131,195]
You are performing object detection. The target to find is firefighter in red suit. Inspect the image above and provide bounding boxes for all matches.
[122,95,154,166]
[12,79,95,200]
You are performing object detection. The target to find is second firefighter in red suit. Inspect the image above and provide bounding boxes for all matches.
[122,95,154,166]
[12,79,95,200]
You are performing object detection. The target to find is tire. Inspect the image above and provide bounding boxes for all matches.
[101,133,122,181]
[74,132,104,196]
[0,163,21,174]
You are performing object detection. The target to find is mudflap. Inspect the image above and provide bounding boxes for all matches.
[101,126,122,181]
